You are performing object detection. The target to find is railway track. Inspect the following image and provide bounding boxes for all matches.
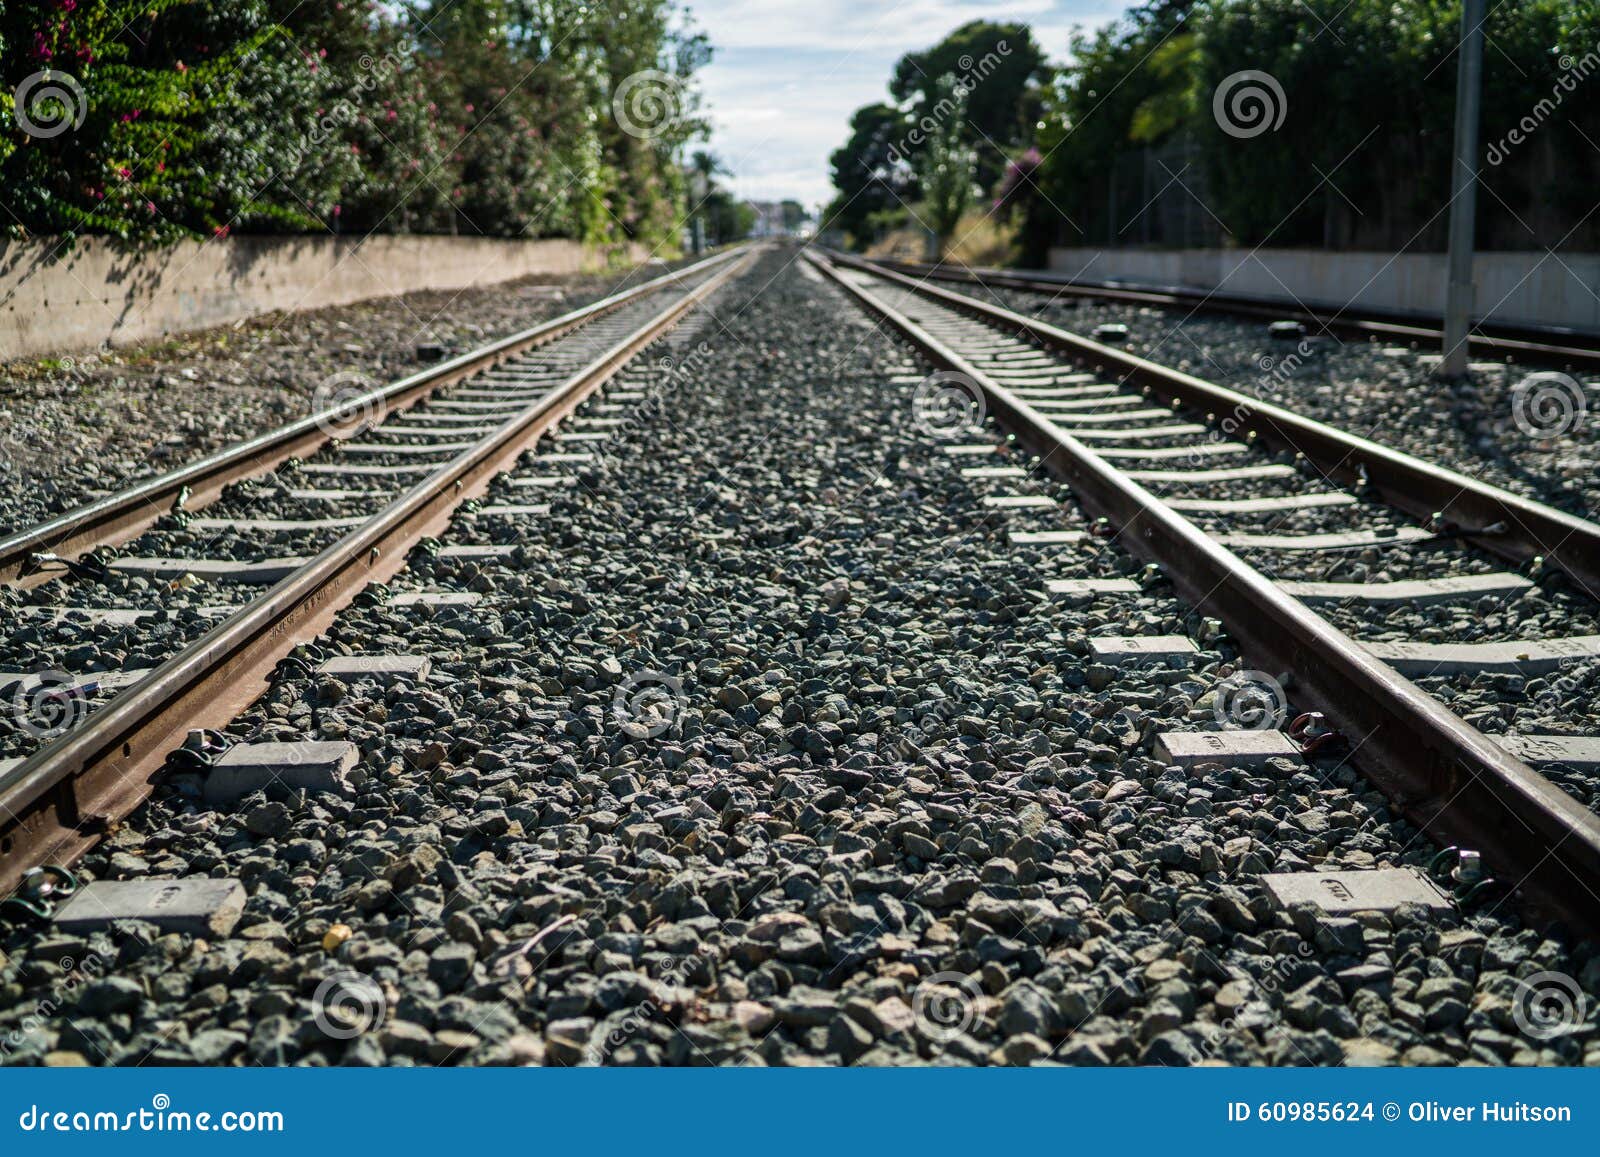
[0,245,758,893]
[857,254,1600,373]
[2,246,1595,1067]
[809,249,1600,933]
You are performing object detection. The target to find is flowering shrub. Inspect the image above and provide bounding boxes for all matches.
[0,0,706,248]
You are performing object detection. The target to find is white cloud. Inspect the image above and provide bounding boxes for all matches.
[685,0,1124,207]
[689,0,1085,54]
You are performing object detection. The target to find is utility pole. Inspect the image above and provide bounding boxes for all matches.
[1441,0,1485,377]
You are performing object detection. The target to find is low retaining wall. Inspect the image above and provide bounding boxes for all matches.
[0,234,650,360]
[1047,247,1600,334]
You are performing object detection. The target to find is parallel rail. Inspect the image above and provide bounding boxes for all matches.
[826,250,1600,597]
[0,245,758,891]
[860,254,1600,372]
[0,249,747,585]
[809,246,1600,934]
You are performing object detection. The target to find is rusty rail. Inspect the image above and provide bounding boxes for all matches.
[809,247,1600,934]
[0,245,760,890]
[860,253,1600,371]
[828,250,1600,599]
[0,248,747,586]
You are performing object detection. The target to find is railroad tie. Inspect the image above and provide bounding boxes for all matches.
[1364,635,1600,677]
[107,557,309,584]
[1280,573,1532,605]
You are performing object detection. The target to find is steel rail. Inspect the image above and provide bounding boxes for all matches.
[828,250,1600,599]
[808,247,1600,934]
[0,245,760,891]
[857,253,1600,370]
[0,247,747,586]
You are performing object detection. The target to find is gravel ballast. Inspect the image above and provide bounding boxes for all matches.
[0,256,695,539]
[939,281,1598,524]
[859,271,1600,819]
[1,251,1597,1068]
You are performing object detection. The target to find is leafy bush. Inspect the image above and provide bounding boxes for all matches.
[1024,0,1600,256]
[0,0,709,249]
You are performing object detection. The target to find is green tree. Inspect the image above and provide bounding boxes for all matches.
[823,102,913,246]
[890,20,1048,191]
[0,0,717,249]
[917,74,977,251]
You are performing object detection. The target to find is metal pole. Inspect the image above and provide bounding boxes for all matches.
[1442,0,1485,377]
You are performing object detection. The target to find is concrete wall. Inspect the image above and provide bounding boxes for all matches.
[0,234,650,360]
[1047,247,1600,333]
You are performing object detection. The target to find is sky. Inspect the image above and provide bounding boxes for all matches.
[685,0,1128,211]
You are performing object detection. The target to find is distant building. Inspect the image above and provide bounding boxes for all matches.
[745,200,812,238]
